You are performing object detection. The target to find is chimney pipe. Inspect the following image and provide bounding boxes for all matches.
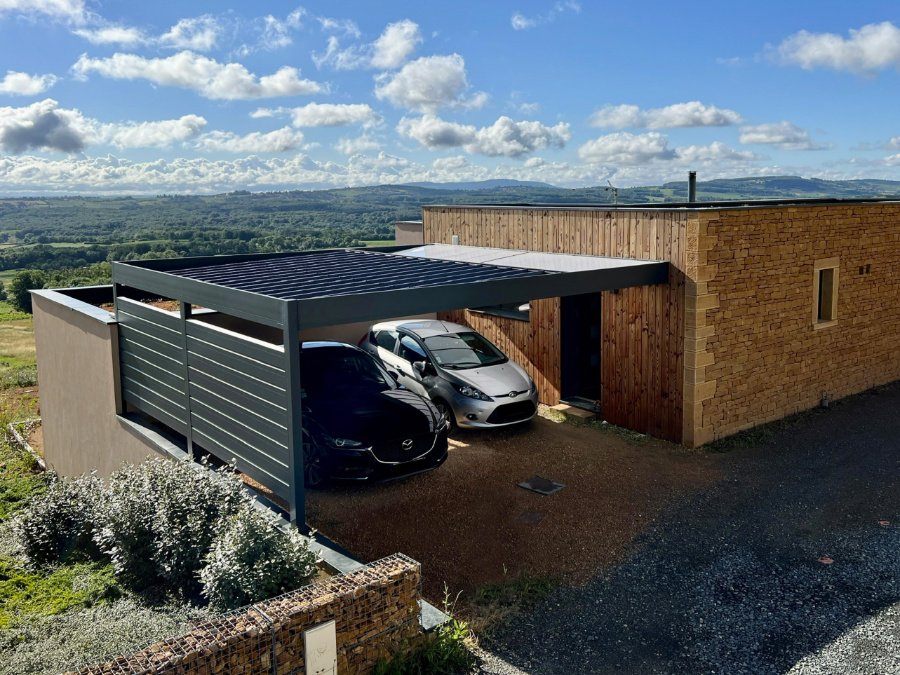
[688,171,697,203]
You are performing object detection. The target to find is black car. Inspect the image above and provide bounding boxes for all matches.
[299,341,449,487]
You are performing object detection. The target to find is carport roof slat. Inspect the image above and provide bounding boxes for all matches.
[165,248,550,301]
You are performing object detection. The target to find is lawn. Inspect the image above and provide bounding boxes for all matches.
[0,303,35,372]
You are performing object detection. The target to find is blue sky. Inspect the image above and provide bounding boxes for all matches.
[1,0,899,194]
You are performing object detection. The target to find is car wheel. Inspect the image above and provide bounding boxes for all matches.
[434,399,456,434]
[303,431,328,489]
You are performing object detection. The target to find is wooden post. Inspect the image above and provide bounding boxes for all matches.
[282,300,306,530]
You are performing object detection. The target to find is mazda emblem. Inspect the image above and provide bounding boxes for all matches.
[402,438,414,451]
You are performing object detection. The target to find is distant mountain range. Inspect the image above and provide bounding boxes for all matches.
[399,179,553,190]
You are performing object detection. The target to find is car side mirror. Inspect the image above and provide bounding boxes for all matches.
[413,361,426,375]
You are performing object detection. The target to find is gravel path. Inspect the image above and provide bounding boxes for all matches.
[477,384,900,674]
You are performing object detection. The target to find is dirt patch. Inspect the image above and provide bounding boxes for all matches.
[0,385,40,422]
[26,424,42,457]
[306,417,722,601]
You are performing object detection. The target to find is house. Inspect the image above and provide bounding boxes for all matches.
[397,198,900,447]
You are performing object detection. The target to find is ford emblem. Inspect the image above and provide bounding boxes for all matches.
[402,438,414,451]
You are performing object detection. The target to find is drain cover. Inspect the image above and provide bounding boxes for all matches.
[517,510,546,525]
[518,476,565,496]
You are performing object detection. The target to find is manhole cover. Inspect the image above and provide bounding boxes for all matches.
[517,510,546,525]
[518,476,566,496]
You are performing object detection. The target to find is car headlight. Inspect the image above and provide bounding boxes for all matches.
[453,383,493,401]
[333,438,363,448]
[529,377,537,393]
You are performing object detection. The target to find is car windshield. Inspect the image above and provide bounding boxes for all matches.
[423,332,508,369]
[300,347,394,397]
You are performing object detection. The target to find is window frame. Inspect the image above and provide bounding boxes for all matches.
[812,257,839,330]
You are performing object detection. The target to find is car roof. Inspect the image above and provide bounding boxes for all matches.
[300,340,361,350]
[370,319,473,338]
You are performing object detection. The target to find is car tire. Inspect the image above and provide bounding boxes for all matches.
[434,399,457,435]
[303,430,329,489]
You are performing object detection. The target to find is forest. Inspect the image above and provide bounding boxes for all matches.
[2,175,900,312]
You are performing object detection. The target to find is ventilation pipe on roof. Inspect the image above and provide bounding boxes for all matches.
[688,171,697,203]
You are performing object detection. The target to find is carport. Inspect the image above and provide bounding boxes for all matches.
[111,244,668,528]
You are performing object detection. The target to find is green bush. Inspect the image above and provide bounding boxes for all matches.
[96,458,250,596]
[14,457,318,606]
[7,270,46,314]
[200,505,319,611]
[13,472,105,569]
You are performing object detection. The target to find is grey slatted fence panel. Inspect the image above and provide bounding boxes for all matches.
[117,298,188,434]
[185,320,291,499]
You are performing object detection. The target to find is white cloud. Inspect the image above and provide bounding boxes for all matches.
[885,136,900,150]
[578,132,675,165]
[511,2,580,31]
[159,15,221,51]
[334,134,381,155]
[0,98,89,153]
[72,51,325,100]
[73,25,145,45]
[250,103,380,128]
[191,127,304,153]
[738,121,831,150]
[0,71,58,96]
[511,13,536,30]
[99,115,207,149]
[317,17,361,38]
[578,132,761,167]
[398,115,570,157]
[589,101,743,129]
[313,19,421,70]
[432,155,468,170]
[371,19,422,69]
[375,55,487,113]
[0,0,87,24]
[772,21,900,75]
[524,157,545,167]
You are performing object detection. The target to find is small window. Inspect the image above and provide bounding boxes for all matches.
[373,329,399,352]
[397,335,427,363]
[469,301,531,322]
[813,258,839,328]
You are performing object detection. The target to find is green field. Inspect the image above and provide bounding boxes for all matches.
[0,302,35,370]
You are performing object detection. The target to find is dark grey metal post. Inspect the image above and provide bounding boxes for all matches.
[688,171,697,202]
[179,301,194,458]
[282,300,306,530]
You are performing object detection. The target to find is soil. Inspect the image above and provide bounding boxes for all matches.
[305,416,722,601]
[25,424,43,457]
[0,385,40,422]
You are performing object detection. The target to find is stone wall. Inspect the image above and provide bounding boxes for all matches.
[68,554,423,675]
[696,203,900,441]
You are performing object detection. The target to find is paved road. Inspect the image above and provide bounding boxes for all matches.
[478,384,900,674]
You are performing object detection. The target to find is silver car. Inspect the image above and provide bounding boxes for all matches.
[361,320,538,430]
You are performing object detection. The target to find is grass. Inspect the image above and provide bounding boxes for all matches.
[0,439,45,522]
[361,239,396,246]
[0,302,37,388]
[0,560,120,629]
[466,570,560,639]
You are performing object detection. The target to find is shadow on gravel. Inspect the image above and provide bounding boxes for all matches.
[485,385,900,675]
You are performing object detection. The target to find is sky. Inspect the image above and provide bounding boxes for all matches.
[1,0,900,195]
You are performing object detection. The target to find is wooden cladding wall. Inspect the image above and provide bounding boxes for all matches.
[422,207,687,442]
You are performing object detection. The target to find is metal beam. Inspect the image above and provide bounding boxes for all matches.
[282,300,306,530]
[294,261,669,330]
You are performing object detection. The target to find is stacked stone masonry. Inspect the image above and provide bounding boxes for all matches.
[67,554,424,675]
[698,203,900,441]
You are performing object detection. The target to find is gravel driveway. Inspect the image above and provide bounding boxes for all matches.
[477,383,900,674]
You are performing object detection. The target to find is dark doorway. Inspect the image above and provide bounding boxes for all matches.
[561,292,603,410]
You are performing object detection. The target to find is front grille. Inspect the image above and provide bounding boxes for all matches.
[486,400,537,425]
[372,433,434,464]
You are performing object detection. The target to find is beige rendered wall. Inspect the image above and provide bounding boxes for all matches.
[33,292,156,477]
[395,220,424,246]
[692,202,900,443]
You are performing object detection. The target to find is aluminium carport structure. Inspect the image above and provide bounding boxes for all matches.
[112,244,668,528]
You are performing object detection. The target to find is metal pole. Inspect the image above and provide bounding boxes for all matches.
[282,300,306,530]
[688,171,697,203]
[179,301,194,458]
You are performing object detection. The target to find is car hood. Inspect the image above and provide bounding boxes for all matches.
[305,389,439,445]
[445,361,532,397]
